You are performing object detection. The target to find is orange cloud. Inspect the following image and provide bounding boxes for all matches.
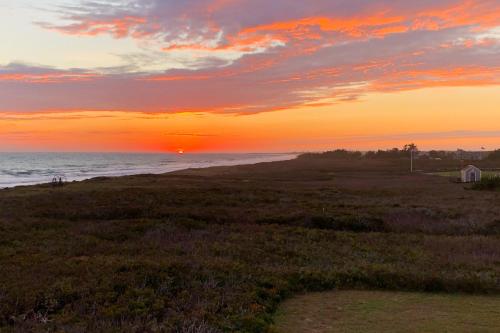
[371,66,500,91]
[417,0,500,30]
[241,14,406,38]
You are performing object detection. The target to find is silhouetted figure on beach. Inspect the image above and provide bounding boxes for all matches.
[51,176,64,187]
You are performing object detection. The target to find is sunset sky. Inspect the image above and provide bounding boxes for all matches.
[1,0,499,152]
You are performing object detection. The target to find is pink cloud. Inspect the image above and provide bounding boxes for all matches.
[0,72,99,83]
[40,16,150,39]
[0,64,100,83]
[1,0,498,114]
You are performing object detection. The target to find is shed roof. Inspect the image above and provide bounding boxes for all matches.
[462,165,481,172]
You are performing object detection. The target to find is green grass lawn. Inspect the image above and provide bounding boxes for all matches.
[429,170,500,178]
[273,290,500,333]
[428,171,461,177]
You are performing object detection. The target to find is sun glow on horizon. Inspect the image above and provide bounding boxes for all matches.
[1,86,500,153]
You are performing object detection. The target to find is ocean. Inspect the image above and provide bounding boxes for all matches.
[0,152,297,188]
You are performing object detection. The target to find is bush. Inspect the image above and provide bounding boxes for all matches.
[481,220,500,235]
[486,149,500,161]
[299,150,362,160]
[307,216,386,232]
[472,176,500,191]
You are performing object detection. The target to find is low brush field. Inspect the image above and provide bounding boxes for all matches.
[0,156,499,332]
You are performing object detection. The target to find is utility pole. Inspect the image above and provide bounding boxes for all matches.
[411,149,414,173]
[410,148,418,173]
[405,143,417,173]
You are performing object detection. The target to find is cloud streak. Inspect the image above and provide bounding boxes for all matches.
[0,64,100,83]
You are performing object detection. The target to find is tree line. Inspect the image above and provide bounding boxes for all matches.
[300,145,500,161]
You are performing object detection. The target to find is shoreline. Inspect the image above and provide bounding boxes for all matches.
[0,153,298,189]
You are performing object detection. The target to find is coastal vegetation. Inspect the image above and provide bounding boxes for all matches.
[472,176,500,191]
[0,154,499,332]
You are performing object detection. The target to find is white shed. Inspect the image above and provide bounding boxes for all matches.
[461,165,481,183]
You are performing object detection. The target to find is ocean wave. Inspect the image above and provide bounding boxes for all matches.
[0,153,297,188]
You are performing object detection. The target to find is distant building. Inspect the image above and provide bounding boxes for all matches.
[461,165,482,183]
[456,150,485,161]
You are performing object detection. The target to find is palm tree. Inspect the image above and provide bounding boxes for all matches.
[403,143,418,173]
[403,143,418,153]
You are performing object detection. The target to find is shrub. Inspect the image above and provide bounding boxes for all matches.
[481,220,500,235]
[472,176,500,191]
[486,149,500,161]
[307,216,386,232]
[299,150,363,160]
